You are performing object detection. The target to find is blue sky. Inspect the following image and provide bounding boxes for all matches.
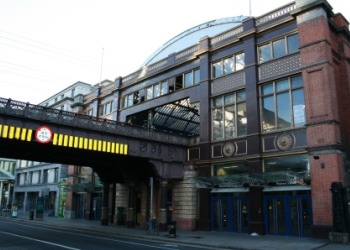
[0,0,348,104]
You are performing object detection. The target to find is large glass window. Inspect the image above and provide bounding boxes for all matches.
[212,90,247,141]
[258,34,299,63]
[264,154,309,185]
[260,75,305,132]
[212,52,245,79]
[214,162,248,176]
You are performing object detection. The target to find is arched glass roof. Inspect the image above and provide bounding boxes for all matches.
[143,16,247,66]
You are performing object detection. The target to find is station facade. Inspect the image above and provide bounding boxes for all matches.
[27,0,350,238]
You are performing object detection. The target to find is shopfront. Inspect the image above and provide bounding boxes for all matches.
[209,154,312,237]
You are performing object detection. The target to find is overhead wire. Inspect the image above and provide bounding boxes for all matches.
[0,28,116,91]
[0,28,113,67]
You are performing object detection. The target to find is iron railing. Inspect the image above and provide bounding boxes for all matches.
[0,97,190,146]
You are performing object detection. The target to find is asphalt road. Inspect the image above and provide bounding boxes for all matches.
[0,218,198,250]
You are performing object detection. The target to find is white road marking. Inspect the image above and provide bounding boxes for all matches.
[0,230,81,250]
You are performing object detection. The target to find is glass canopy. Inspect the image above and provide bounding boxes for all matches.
[152,99,200,136]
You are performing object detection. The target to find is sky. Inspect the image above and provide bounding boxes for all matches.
[0,0,348,104]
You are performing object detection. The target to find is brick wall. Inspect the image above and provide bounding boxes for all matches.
[298,4,350,236]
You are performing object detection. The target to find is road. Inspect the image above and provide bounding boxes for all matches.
[0,218,199,250]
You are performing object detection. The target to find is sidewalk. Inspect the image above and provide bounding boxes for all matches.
[7,213,350,250]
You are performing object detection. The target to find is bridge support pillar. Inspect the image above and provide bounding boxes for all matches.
[101,182,110,226]
[126,184,135,227]
[159,180,168,231]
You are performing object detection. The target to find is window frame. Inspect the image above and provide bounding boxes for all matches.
[99,101,113,116]
[260,75,305,132]
[258,33,299,64]
[212,52,245,79]
[212,90,247,141]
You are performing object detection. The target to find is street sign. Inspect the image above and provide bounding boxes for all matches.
[35,126,53,143]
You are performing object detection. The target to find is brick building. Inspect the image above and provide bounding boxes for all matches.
[73,0,350,238]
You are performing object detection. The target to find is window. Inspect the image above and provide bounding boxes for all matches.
[258,34,299,63]
[260,75,305,132]
[184,72,193,88]
[213,162,248,176]
[194,69,200,85]
[145,80,169,101]
[146,86,153,100]
[86,109,93,116]
[175,69,200,90]
[99,101,113,116]
[182,69,200,88]
[212,90,247,141]
[213,61,223,79]
[160,81,168,95]
[212,52,245,79]
[154,84,160,98]
[32,171,40,184]
[223,57,234,75]
[123,81,168,108]
[42,168,58,184]
[264,154,309,185]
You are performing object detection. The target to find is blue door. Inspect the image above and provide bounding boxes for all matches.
[211,193,249,232]
[264,191,312,237]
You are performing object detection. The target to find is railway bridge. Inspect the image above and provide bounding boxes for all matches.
[0,97,190,225]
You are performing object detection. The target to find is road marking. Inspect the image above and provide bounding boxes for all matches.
[103,239,179,249]
[1,221,178,249]
[0,231,81,250]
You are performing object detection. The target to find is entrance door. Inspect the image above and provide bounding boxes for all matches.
[264,192,312,237]
[213,198,227,231]
[232,198,249,232]
[211,193,249,232]
[265,197,286,235]
[290,196,312,237]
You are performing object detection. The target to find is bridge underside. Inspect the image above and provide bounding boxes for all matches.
[0,138,156,184]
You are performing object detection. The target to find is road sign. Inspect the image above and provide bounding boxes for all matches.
[35,126,53,143]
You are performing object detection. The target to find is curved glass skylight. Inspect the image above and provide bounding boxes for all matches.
[143,16,247,66]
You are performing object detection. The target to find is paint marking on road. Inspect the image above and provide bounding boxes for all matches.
[0,231,81,250]
[163,244,179,247]
[91,237,179,249]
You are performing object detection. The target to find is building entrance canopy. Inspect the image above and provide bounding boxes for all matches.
[197,171,311,188]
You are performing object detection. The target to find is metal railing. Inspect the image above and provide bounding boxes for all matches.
[0,97,190,146]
